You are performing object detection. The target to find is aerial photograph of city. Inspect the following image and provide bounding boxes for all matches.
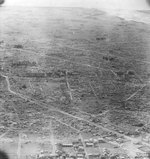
[0,0,150,158]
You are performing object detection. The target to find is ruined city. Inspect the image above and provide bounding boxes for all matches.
[0,1,150,159]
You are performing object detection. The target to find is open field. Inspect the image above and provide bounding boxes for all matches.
[0,6,150,159]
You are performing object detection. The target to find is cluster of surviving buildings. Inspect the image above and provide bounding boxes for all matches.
[36,138,130,159]
[35,136,150,159]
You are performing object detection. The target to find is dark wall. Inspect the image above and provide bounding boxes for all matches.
[146,0,150,6]
[0,151,9,159]
[0,0,4,5]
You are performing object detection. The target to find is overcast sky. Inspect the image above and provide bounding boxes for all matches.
[5,0,150,10]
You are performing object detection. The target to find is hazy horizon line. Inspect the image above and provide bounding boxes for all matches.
[2,4,150,11]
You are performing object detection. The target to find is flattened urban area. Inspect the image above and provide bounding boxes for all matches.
[0,7,150,159]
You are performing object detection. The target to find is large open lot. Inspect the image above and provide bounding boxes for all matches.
[0,6,150,159]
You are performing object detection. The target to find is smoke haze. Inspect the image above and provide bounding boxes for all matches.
[4,0,150,10]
